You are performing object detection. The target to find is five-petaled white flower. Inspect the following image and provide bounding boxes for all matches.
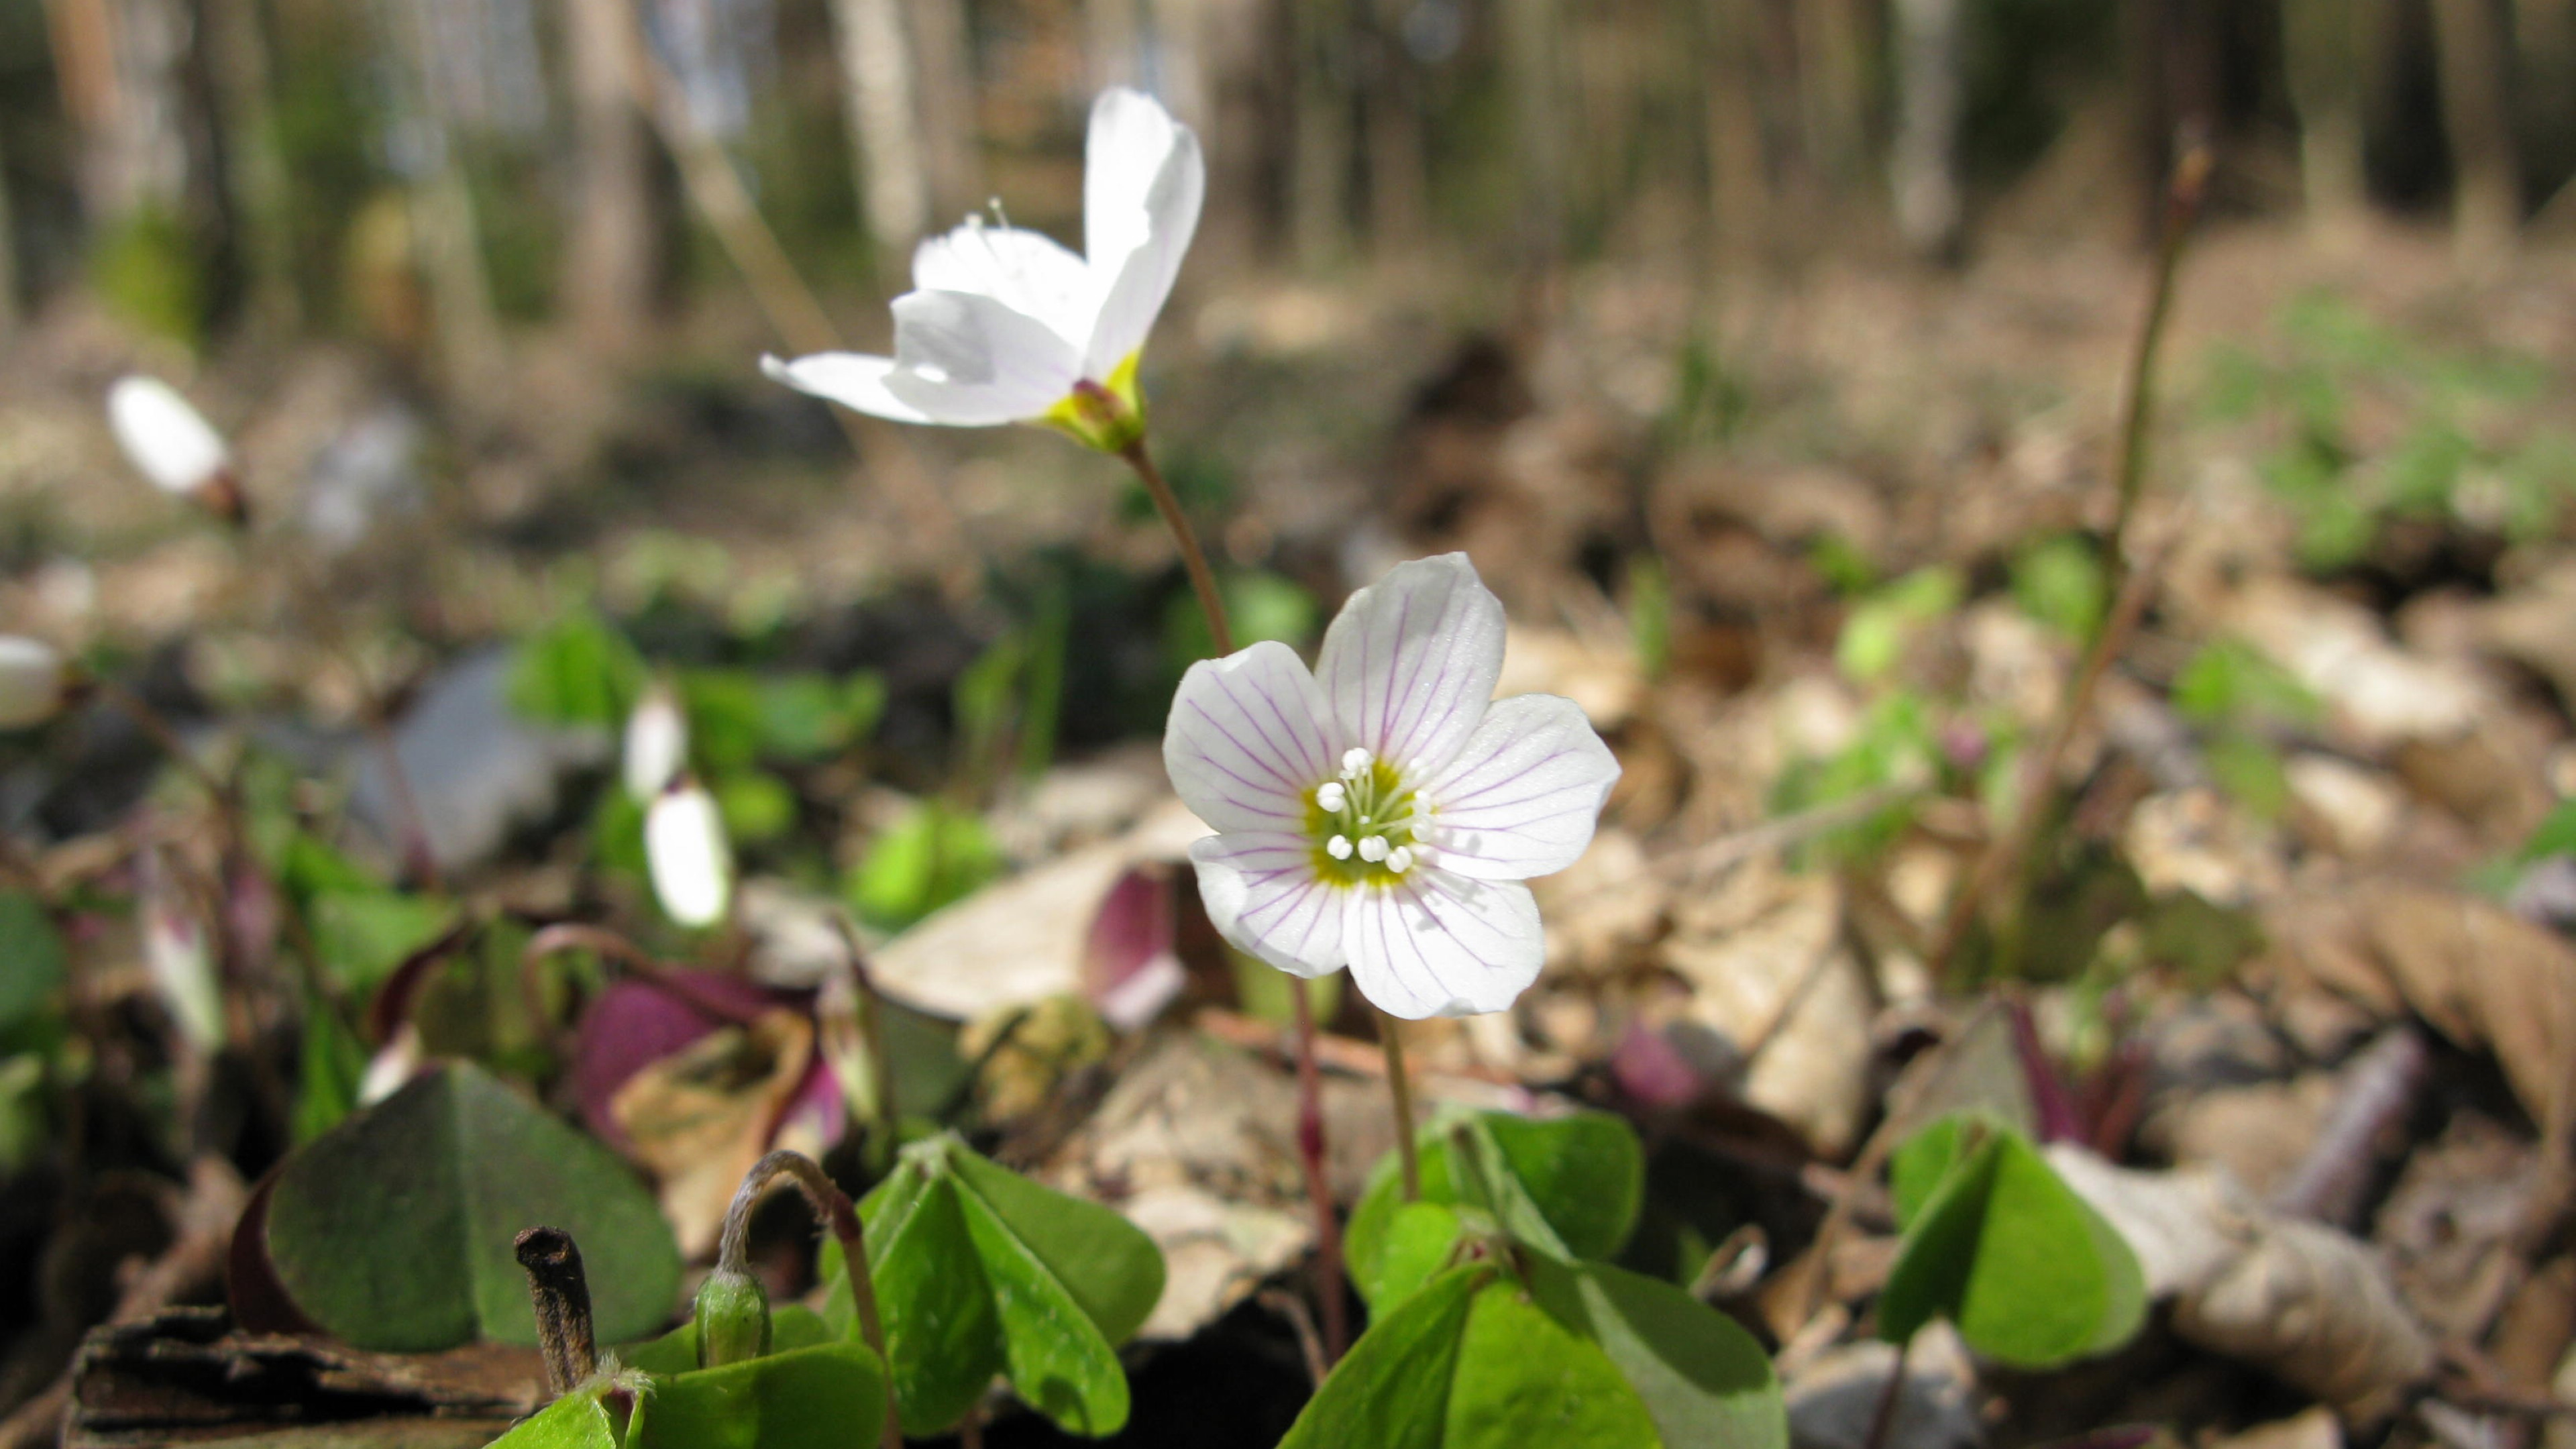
[1164,553,1620,1020]
[762,87,1203,454]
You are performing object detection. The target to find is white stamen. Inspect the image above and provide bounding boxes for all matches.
[1358,836,1389,863]
[1341,747,1373,776]
[1326,835,1353,860]
[1386,846,1413,873]
[1357,814,1371,825]
[1315,782,1347,812]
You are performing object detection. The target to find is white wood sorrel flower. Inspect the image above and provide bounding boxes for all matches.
[1165,554,1619,1019]
[761,87,1202,453]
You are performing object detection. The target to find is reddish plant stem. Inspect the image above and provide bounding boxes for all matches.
[1377,1006,1420,1203]
[1118,439,1349,1360]
[1290,975,1348,1363]
[727,1150,898,1449]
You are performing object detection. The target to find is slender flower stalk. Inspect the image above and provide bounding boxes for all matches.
[720,1151,898,1449]
[1378,1008,1421,1203]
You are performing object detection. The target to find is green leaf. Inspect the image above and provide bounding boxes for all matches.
[1348,1112,1644,1310]
[621,1305,835,1377]
[0,893,66,1030]
[2010,536,2108,642]
[1879,1116,2145,1367]
[2514,799,2576,863]
[511,612,645,729]
[484,1379,624,1449]
[1364,1202,1468,1313]
[627,1342,888,1449]
[1446,1280,1660,1447]
[847,802,1000,931]
[712,771,798,845]
[260,1061,681,1352]
[824,1136,1162,1437]
[1524,1256,1786,1449]
[1837,568,1962,683]
[291,998,368,1145]
[309,890,458,993]
[1278,1266,1487,1449]
[754,674,884,762]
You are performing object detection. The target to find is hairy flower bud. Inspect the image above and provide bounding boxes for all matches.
[691,1265,773,1368]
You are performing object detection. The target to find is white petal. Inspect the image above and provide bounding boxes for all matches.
[1165,641,1338,833]
[761,352,936,424]
[108,376,229,496]
[912,221,1100,354]
[1344,871,1544,1020]
[0,637,65,730]
[1084,88,1193,277]
[647,785,734,927]
[1189,833,1344,977]
[882,290,1084,424]
[621,686,689,801]
[1316,553,1506,781]
[1421,694,1620,881]
[1082,125,1203,378]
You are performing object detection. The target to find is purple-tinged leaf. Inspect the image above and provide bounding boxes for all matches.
[1081,865,1185,1031]
[1613,1018,1706,1111]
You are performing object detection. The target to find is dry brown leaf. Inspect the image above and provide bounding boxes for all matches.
[2048,1145,2434,1417]
[609,1008,814,1258]
[2361,887,2576,1139]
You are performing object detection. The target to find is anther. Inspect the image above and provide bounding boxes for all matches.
[1327,835,1353,860]
[1341,747,1373,776]
[1358,837,1390,863]
[1316,782,1347,812]
[1387,846,1413,873]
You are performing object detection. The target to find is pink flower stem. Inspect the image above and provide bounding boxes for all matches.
[1117,437,1348,1362]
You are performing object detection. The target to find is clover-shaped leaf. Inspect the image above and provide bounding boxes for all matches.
[1346,1110,1644,1312]
[818,1133,1163,1438]
[1880,1113,2146,1368]
[251,1062,681,1352]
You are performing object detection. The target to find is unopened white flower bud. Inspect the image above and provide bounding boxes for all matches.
[141,849,225,1051]
[109,376,232,500]
[0,637,68,730]
[622,684,689,801]
[647,781,733,927]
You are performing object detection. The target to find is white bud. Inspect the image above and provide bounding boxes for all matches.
[1386,846,1413,873]
[0,637,68,730]
[647,782,733,927]
[141,849,225,1051]
[108,376,231,498]
[1358,835,1389,863]
[1326,835,1353,860]
[1341,747,1373,776]
[621,684,689,800]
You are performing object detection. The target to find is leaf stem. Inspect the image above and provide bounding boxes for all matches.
[722,1150,900,1449]
[513,1226,599,1395]
[1377,1007,1420,1203]
[1118,440,1233,657]
[1861,1330,1913,1449]
[1118,439,1350,1360]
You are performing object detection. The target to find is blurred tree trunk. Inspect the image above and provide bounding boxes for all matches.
[1697,0,1768,260]
[830,0,928,284]
[1291,0,1350,266]
[562,0,653,356]
[911,0,982,229]
[0,130,19,338]
[1187,0,1287,268]
[1503,0,1565,272]
[1361,0,1426,254]
[384,0,502,398]
[2282,0,2367,234]
[2429,0,2520,262]
[46,0,193,230]
[204,0,299,331]
[1796,0,1871,191]
[1888,0,1963,258]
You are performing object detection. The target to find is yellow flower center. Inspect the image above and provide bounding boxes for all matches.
[1307,749,1424,888]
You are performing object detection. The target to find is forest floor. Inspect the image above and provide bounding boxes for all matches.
[5,211,2576,1448]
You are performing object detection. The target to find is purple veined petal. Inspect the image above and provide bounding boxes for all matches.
[1165,640,1340,833]
[760,352,937,425]
[1421,693,1620,881]
[882,289,1085,425]
[1343,868,1542,1020]
[1189,832,1346,978]
[1316,553,1507,782]
[912,221,1101,354]
[1083,125,1204,379]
